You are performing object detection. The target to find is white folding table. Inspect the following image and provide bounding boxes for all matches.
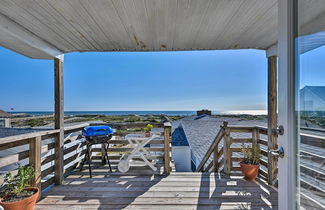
[117,133,158,173]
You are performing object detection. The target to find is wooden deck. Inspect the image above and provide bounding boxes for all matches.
[36,165,278,210]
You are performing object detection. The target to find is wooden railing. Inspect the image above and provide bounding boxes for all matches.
[0,122,172,192]
[197,121,324,208]
[226,125,273,180]
[89,123,171,174]
[0,123,89,191]
[195,122,225,172]
[163,122,172,175]
[196,122,278,184]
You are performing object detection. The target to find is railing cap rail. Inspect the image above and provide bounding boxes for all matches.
[226,125,268,131]
[0,123,89,147]
[227,125,255,129]
[63,123,89,132]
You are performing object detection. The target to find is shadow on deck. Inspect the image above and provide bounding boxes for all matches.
[36,165,278,210]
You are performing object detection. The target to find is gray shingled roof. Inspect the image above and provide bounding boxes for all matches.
[302,86,325,102]
[0,110,11,118]
[171,126,189,146]
[172,115,267,165]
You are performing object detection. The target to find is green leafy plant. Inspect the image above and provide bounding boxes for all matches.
[2,165,35,199]
[241,143,261,165]
[144,124,153,132]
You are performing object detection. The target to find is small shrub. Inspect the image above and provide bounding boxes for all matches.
[1,165,35,202]
[241,143,261,165]
[144,124,153,132]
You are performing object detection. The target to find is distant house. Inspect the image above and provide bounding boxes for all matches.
[0,109,12,128]
[171,114,267,172]
[171,125,191,171]
[300,86,325,112]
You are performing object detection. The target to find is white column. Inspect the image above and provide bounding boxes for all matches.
[278,0,297,209]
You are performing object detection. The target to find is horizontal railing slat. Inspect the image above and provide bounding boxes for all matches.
[109,140,164,144]
[228,126,254,133]
[92,155,164,160]
[92,147,164,153]
[64,150,86,166]
[231,166,241,171]
[0,150,29,168]
[260,148,268,157]
[0,139,31,151]
[64,142,86,155]
[231,157,244,162]
[41,154,55,165]
[259,168,268,178]
[255,126,268,135]
[41,166,55,178]
[260,159,268,168]
[229,148,241,152]
[231,138,252,143]
[257,139,268,146]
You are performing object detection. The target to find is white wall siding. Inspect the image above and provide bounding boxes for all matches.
[172,146,191,172]
[300,88,325,111]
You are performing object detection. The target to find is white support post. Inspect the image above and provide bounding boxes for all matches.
[4,118,11,128]
[266,44,278,58]
[278,0,297,209]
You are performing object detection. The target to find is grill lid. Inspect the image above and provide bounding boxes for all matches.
[82,125,113,137]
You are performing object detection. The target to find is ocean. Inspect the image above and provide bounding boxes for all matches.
[9,110,267,116]
[10,111,197,116]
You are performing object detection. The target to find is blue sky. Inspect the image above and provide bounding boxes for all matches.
[0,47,270,112]
[299,45,325,89]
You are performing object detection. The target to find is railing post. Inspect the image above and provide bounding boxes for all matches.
[252,127,260,146]
[54,55,64,185]
[213,147,219,172]
[223,122,231,175]
[29,136,41,191]
[101,144,106,164]
[163,122,172,175]
[253,127,261,176]
[267,55,278,185]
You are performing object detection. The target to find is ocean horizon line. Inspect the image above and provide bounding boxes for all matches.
[8,110,267,116]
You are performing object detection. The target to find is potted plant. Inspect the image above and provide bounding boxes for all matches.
[144,124,153,137]
[240,143,261,181]
[0,165,39,210]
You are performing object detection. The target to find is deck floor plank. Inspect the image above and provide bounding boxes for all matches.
[37,164,278,209]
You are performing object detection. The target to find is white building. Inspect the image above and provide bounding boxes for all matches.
[0,110,11,128]
[300,86,325,112]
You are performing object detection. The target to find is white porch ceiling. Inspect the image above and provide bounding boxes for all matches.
[0,0,324,59]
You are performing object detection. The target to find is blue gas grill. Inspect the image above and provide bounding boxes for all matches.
[80,125,114,177]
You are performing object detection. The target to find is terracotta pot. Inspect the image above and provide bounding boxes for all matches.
[0,187,39,210]
[240,163,259,181]
[145,132,150,137]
